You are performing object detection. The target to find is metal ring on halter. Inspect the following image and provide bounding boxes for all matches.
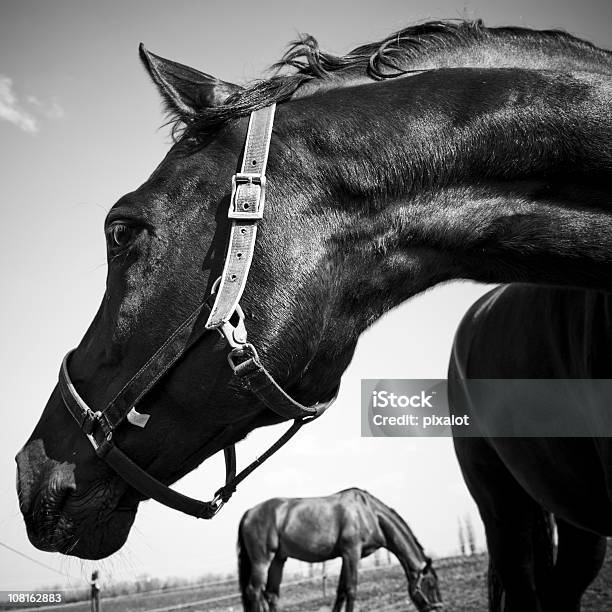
[227,343,258,371]
[210,276,222,295]
[207,493,225,517]
[210,276,248,349]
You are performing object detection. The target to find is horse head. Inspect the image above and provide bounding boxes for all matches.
[410,559,444,611]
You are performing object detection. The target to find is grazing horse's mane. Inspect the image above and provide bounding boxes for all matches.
[340,487,427,554]
[181,19,609,140]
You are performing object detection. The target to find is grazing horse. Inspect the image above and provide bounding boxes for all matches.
[238,488,442,611]
[449,284,612,612]
[16,20,611,560]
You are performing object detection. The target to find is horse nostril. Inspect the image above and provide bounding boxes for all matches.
[48,469,77,503]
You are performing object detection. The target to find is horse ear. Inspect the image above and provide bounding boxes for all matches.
[139,44,240,119]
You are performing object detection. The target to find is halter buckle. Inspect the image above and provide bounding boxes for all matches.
[83,411,113,454]
[228,172,266,220]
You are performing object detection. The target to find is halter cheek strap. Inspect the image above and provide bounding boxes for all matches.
[206,105,276,329]
[58,104,338,519]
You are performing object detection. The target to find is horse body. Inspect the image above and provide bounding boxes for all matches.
[241,493,383,564]
[15,21,612,562]
[238,488,441,611]
[449,284,612,611]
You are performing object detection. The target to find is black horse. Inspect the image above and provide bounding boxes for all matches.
[16,21,611,560]
[449,284,612,612]
[238,488,441,611]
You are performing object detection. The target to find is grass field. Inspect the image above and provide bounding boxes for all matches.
[11,546,612,611]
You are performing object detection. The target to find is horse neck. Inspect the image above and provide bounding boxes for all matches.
[288,67,611,303]
[365,493,428,577]
[270,62,612,397]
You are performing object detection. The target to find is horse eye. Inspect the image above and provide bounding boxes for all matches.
[108,223,138,249]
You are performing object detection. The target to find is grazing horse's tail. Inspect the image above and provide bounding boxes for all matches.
[238,512,252,609]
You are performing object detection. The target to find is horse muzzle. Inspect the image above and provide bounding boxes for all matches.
[16,440,78,552]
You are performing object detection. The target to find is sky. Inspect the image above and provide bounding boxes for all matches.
[1,0,610,592]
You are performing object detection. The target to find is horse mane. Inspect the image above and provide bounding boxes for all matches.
[339,488,427,554]
[180,19,601,141]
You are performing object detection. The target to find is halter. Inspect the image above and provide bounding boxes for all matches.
[59,104,337,519]
[410,563,444,611]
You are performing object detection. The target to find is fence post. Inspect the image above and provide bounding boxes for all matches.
[90,570,100,612]
[322,562,327,598]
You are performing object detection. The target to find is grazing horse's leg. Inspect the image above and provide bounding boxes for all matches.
[332,561,348,612]
[454,437,552,612]
[244,560,271,612]
[264,554,286,612]
[546,518,607,612]
[332,549,360,612]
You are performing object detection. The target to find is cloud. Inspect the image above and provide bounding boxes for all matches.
[0,76,38,133]
[0,76,65,134]
[26,94,65,119]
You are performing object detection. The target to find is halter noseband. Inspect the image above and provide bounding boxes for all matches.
[411,563,444,611]
[58,104,337,519]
